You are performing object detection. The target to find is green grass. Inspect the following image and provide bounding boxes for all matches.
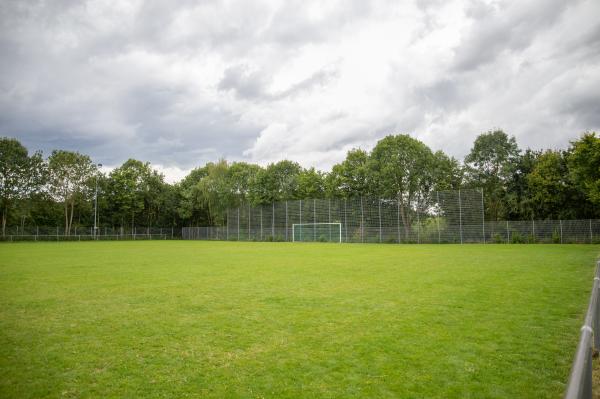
[0,242,598,398]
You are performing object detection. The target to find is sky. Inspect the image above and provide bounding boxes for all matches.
[1,0,599,183]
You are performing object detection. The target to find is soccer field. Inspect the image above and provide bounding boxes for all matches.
[1,242,598,398]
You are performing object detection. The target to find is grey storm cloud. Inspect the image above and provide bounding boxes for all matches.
[1,0,599,182]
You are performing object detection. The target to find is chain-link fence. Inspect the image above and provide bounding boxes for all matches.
[182,189,600,244]
[1,226,179,241]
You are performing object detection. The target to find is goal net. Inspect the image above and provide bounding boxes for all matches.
[292,223,342,243]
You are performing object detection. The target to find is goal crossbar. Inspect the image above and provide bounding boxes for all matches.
[292,222,342,243]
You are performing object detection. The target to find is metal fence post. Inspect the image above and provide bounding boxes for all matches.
[436,191,441,244]
[397,197,401,244]
[416,198,421,244]
[285,201,288,241]
[328,198,331,242]
[260,206,263,241]
[458,189,463,244]
[272,202,275,239]
[237,207,240,241]
[560,219,563,244]
[360,197,364,243]
[344,198,348,243]
[506,220,509,244]
[248,204,251,241]
[299,200,302,241]
[590,219,593,244]
[378,198,382,243]
[313,199,316,241]
[481,188,486,244]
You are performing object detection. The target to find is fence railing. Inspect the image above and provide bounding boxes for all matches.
[1,226,178,242]
[564,262,600,399]
[183,219,600,243]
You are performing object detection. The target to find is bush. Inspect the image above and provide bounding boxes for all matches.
[510,232,524,244]
[552,229,561,244]
[492,233,504,244]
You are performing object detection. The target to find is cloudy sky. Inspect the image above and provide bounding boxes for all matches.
[1,0,599,182]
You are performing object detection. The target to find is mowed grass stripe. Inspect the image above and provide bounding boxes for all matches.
[0,242,598,398]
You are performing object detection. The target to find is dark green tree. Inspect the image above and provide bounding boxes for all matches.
[0,137,45,235]
[464,130,520,220]
[47,150,97,235]
[568,132,600,211]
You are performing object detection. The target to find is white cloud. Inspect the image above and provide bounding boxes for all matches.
[1,0,599,174]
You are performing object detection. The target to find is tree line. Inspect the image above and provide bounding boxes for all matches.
[1,130,599,235]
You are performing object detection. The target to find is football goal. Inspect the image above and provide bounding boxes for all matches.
[292,223,342,243]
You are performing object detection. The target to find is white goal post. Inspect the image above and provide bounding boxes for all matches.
[292,223,342,243]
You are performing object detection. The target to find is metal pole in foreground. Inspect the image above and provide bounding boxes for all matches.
[564,263,600,399]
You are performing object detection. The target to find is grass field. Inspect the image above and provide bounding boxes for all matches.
[1,242,598,398]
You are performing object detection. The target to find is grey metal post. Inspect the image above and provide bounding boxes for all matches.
[397,197,401,244]
[36,226,38,241]
[260,206,263,241]
[328,198,331,242]
[237,207,240,241]
[226,208,229,241]
[416,195,421,244]
[285,201,288,241]
[590,219,593,244]
[360,197,364,243]
[272,202,275,238]
[560,219,563,244]
[299,200,302,241]
[506,220,509,243]
[248,204,251,240]
[344,198,348,243]
[378,199,382,243]
[481,188,485,243]
[171,227,174,239]
[532,218,535,242]
[458,189,463,244]
[313,199,316,241]
[436,191,441,244]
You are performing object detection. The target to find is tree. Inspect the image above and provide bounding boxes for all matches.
[196,159,233,225]
[432,151,463,191]
[568,132,600,209]
[0,138,45,235]
[527,150,575,219]
[47,150,96,235]
[227,162,262,206]
[326,149,370,198]
[107,159,158,229]
[176,166,210,225]
[368,134,436,235]
[249,160,302,204]
[464,130,520,220]
[503,149,539,219]
[297,168,326,199]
